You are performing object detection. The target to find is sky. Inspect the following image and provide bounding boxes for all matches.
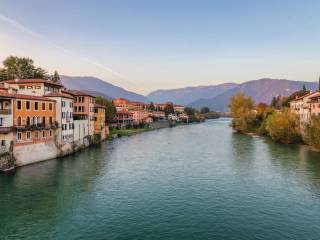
[1,0,320,95]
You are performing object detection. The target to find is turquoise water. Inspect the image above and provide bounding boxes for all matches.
[1,119,320,240]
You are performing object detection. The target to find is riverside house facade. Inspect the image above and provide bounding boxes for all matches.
[290,91,320,124]
[0,79,108,171]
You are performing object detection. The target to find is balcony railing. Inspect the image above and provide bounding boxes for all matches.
[0,109,11,115]
[13,123,58,131]
[0,127,12,133]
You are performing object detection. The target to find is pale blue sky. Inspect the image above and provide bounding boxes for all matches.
[0,0,320,94]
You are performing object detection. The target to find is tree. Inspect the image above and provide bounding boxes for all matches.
[302,83,307,92]
[304,116,320,149]
[228,92,257,133]
[149,102,155,111]
[184,107,195,116]
[163,102,174,116]
[265,109,301,144]
[50,71,61,83]
[200,106,210,114]
[1,56,47,80]
[96,96,117,123]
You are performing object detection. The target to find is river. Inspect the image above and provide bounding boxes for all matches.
[1,119,320,240]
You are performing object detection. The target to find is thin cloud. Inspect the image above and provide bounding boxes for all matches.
[0,13,139,89]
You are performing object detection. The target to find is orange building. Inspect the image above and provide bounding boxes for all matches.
[113,98,130,111]
[12,94,57,146]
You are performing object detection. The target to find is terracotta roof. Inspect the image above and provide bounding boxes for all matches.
[309,92,320,100]
[293,91,318,101]
[3,79,63,87]
[68,90,94,97]
[95,104,105,108]
[116,110,133,115]
[45,92,75,99]
[0,90,56,101]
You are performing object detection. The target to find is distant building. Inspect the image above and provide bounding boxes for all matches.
[290,91,319,123]
[174,104,185,113]
[310,92,320,117]
[112,110,133,128]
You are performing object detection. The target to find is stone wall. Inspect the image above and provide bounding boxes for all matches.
[14,141,60,166]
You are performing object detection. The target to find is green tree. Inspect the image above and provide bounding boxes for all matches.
[265,109,301,144]
[164,102,174,116]
[184,107,195,116]
[96,96,117,123]
[50,70,61,83]
[2,56,48,79]
[304,116,320,149]
[228,92,257,133]
[302,83,307,92]
[149,102,155,111]
[200,106,210,114]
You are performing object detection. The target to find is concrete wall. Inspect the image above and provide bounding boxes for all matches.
[14,141,59,166]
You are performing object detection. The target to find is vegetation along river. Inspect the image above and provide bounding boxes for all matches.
[1,119,320,240]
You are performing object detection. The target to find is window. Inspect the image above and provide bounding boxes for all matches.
[26,116,30,126]
[26,101,30,110]
[62,112,65,119]
[69,102,73,108]
[49,117,53,125]
[0,117,3,126]
[42,102,46,111]
[26,131,31,140]
[49,130,52,137]
[17,100,22,110]
[62,101,65,107]
[1,140,5,146]
[69,123,72,129]
[17,116,22,126]
[34,131,38,140]
[34,102,39,110]
[42,131,46,139]
[33,116,36,125]
[42,117,46,126]
[19,85,25,89]
[17,132,22,141]
[49,103,53,111]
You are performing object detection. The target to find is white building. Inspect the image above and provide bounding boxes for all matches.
[290,91,320,124]
[45,92,74,145]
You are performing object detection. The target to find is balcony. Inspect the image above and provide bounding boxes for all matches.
[0,109,11,115]
[13,123,58,131]
[0,127,12,133]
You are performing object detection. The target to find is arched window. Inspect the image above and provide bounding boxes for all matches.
[17,116,22,126]
[26,116,30,126]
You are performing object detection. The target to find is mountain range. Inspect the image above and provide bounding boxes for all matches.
[61,75,149,103]
[60,75,318,111]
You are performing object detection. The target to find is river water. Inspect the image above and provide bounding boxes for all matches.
[1,119,320,240]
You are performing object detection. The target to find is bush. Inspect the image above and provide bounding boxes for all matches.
[229,93,257,133]
[304,116,320,149]
[265,109,301,144]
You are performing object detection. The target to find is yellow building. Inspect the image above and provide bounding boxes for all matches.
[94,104,106,141]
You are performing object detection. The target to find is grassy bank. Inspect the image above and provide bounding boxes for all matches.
[107,128,152,140]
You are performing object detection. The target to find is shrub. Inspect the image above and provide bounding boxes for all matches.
[265,109,301,144]
[304,116,320,149]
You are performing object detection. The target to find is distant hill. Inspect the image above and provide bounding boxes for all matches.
[61,75,149,102]
[147,83,237,105]
[188,78,318,111]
